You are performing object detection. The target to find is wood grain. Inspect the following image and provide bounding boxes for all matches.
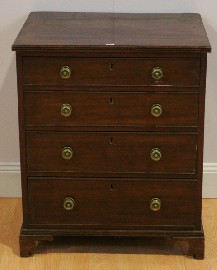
[24,92,199,129]
[12,12,211,52]
[0,198,217,269]
[22,57,200,87]
[27,178,196,228]
[12,12,211,258]
[25,132,197,175]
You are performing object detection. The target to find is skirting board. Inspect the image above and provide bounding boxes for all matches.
[0,162,217,198]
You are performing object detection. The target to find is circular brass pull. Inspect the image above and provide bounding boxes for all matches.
[150,147,162,161]
[61,103,72,117]
[63,197,75,211]
[152,67,163,80]
[150,198,161,211]
[62,147,73,160]
[60,66,71,79]
[151,104,162,117]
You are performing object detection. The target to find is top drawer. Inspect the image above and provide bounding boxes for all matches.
[22,57,200,87]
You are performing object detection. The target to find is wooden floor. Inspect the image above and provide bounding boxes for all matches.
[0,198,217,269]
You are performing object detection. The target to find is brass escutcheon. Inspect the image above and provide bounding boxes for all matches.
[151,104,162,117]
[150,198,161,211]
[61,103,72,117]
[150,147,162,161]
[60,66,71,79]
[62,146,73,160]
[152,67,163,80]
[63,197,75,211]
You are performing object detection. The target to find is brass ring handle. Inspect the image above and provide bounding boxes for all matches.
[150,198,161,211]
[150,147,162,161]
[63,197,75,211]
[60,66,71,79]
[61,103,72,117]
[152,67,163,80]
[62,147,73,160]
[151,104,162,117]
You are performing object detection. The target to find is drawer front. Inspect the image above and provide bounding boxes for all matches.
[26,132,197,175]
[25,92,198,128]
[23,57,200,87]
[28,178,195,228]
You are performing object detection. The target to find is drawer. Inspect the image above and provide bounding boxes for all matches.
[23,57,200,87]
[28,178,196,228]
[26,132,197,175]
[24,92,198,128]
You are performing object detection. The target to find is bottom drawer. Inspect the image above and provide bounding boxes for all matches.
[28,178,196,229]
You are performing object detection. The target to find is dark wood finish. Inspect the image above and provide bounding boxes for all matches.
[22,57,200,87]
[195,54,208,229]
[26,132,197,175]
[16,52,29,228]
[169,235,205,259]
[25,92,199,128]
[19,233,53,257]
[12,12,211,258]
[12,12,211,52]
[19,229,204,258]
[28,178,196,228]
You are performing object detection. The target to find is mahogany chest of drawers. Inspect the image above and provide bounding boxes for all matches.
[12,12,211,258]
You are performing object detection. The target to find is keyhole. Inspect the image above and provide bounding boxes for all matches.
[110,63,114,70]
[110,138,114,144]
[109,97,113,105]
[110,184,114,191]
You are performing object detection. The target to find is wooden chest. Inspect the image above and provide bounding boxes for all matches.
[12,12,211,258]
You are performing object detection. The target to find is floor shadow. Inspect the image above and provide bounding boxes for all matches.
[34,236,188,257]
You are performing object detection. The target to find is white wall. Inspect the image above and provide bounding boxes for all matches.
[0,1,217,196]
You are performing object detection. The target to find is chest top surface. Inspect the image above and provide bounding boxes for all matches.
[12,12,211,52]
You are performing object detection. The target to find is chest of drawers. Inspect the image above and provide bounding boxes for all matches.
[12,12,211,258]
